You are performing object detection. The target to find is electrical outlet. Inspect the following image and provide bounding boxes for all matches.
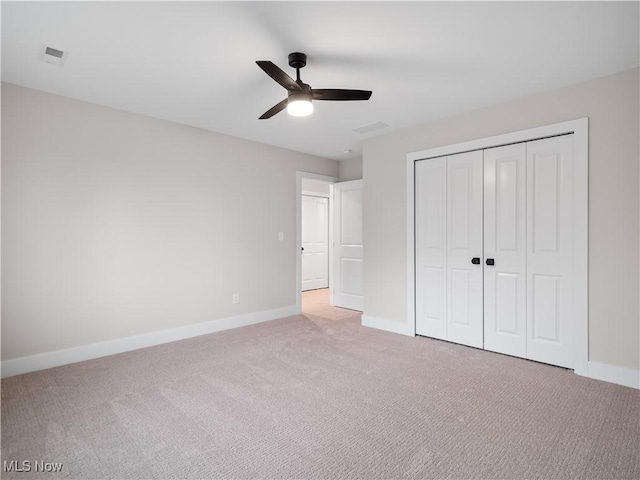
[232,293,240,304]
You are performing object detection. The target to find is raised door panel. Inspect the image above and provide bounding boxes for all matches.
[415,158,447,339]
[526,135,573,368]
[340,258,363,296]
[340,189,363,246]
[484,144,527,358]
[446,150,483,348]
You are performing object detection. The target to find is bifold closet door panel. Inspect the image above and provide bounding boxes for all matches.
[446,150,484,348]
[415,157,447,339]
[483,143,527,358]
[526,135,574,368]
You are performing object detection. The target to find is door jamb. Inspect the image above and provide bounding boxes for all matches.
[406,118,588,376]
[296,172,338,314]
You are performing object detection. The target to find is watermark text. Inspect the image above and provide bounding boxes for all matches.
[3,460,64,473]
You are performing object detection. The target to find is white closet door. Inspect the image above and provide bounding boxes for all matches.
[484,143,527,357]
[301,195,329,291]
[526,135,574,368]
[446,150,484,348]
[332,180,363,311]
[415,157,447,339]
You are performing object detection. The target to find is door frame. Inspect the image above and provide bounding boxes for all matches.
[406,118,588,376]
[296,171,338,313]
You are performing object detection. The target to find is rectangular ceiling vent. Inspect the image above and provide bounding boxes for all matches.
[39,45,68,66]
[45,47,64,58]
[352,121,389,135]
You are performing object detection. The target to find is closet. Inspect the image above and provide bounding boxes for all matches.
[415,134,575,368]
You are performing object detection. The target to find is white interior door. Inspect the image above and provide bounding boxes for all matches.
[332,180,363,311]
[446,150,484,348]
[484,143,527,357]
[301,195,329,291]
[415,157,447,339]
[526,135,574,368]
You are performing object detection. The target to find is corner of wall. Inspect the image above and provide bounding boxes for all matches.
[339,157,363,181]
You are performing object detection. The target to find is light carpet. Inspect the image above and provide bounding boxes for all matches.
[2,289,639,479]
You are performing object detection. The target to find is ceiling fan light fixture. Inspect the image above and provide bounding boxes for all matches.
[256,53,371,120]
[287,92,313,117]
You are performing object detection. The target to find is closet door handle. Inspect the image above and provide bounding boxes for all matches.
[486,258,495,266]
[471,257,481,265]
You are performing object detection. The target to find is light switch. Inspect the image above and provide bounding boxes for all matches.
[278,232,284,242]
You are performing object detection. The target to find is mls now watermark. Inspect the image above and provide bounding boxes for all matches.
[3,460,64,473]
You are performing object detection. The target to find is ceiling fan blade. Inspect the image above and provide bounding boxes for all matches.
[311,89,372,101]
[256,61,301,91]
[259,98,288,119]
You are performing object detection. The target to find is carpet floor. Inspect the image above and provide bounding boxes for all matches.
[2,289,639,479]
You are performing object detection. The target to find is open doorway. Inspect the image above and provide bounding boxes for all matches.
[301,180,330,292]
[295,172,336,314]
[301,179,332,315]
[296,173,364,316]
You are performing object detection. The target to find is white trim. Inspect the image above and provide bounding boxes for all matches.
[406,156,416,336]
[406,118,589,375]
[301,190,330,199]
[407,119,586,163]
[588,361,640,389]
[362,314,415,336]
[329,183,335,306]
[571,118,589,377]
[1,305,298,378]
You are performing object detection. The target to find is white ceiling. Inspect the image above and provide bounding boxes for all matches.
[2,2,638,160]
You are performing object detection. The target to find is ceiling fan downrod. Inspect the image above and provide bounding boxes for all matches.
[288,52,307,84]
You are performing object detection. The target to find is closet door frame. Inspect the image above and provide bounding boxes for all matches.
[406,118,588,377]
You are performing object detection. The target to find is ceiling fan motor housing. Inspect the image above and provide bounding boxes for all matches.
[288,52,307,69]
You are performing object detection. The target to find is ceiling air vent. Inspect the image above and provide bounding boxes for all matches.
[45,47,64,58]
[352,121,389,135]
[39,45,68,66]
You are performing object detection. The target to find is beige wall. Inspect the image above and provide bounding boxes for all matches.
[302,178,331,196]
[339,157,363,181]
[363,68,639,370]
[1,83,339,360]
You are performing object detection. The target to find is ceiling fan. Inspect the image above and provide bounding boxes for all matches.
[256,52,372,119]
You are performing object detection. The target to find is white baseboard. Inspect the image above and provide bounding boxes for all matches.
[362,314,415,336]
[587,361,639,389]
[5,308,637,391]
[1,305,298,378]
[361,316,639,390]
